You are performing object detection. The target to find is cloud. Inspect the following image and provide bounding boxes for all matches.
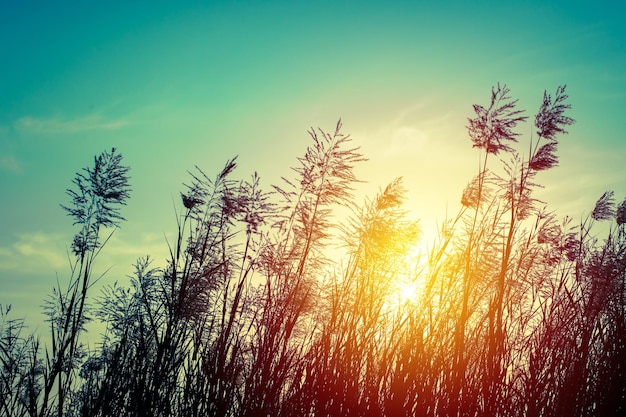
[1,230,173,281]
[0,153,21,172]
[14,113,130,135]
[0,125,21,172]
[95,231,170,272]
[0,233,68,273]
[379,126,428,158]
[533,142,626,217]
[353,99,463,164]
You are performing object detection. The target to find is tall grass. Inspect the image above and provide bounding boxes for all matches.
[2,88,625,417]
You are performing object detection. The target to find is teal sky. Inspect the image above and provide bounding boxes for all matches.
[1,0,625,323]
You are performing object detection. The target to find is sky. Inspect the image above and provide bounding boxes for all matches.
[1,0,625,326]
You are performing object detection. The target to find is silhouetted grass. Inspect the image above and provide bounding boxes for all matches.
[1,89,625,417]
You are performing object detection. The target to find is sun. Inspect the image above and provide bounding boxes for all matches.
[386,242,428,311]
[397,280,420,304]
[385,275,425,316]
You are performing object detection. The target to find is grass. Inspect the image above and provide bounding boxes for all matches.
[1,87,625,417]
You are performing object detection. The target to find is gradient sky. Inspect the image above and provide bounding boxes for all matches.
[1,0,625,324]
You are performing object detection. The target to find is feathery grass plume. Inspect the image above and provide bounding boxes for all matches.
[0,304,35,415]
[355,177,421,260]
[526,85,573,177]
[233,171,275,236]
[375,178,405,211]
[461,170,491,208]
[292,119,366,205]
[535,85,575,141]
[529,141,559,171]
[268,119,366,263]
[181,192,203,210]
[537,213,561,245]
[591,191,616,221]
[61,148,131,255]
[62,147,131,227]
[560,216,580,261]
[501,155,542,219]
[184,157,238,219]
[616,197,626,225]
[467,83,527,155]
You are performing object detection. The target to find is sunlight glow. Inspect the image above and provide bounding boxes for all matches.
[397,280,420,304]
[386,242,428,311]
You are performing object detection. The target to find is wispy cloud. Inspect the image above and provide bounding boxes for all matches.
[93,231,169,272]
[534,142,626,217]
[354,99,461,161]
[0,231,169,279]
[0,233,68,273]
[0,153,21,173]
[0,125,21,172]
[15,113,130,135]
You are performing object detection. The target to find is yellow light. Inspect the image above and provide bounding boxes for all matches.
[388,240,428,310]
[397,280,420,304]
